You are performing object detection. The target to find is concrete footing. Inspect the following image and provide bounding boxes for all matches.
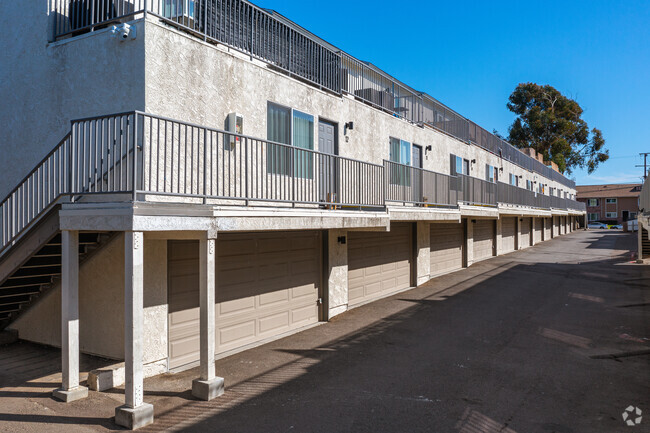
[115,403,154,430]
[192,376,225,401]
[52,386,88,402]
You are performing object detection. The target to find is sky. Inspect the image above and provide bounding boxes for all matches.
[255,0,650,186]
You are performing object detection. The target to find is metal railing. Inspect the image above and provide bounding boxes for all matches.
[1,109,588,258]
[456,175,497,207]
[50,0,576,189]
[384,161,458,207]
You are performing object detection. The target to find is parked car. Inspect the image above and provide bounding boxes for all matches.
[588,222,608,229]
[609,224,623,229]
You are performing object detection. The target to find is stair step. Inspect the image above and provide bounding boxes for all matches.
[0,288,40,298]
[7,272,60,280]
[1,277,53,288]
[0,305,21,313]
[0,295,32,306]
[9,266,61,278]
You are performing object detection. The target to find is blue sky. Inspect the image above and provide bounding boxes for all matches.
[257,0,650,185]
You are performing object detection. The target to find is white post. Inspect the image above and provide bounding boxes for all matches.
[115,232,153,429]
[192,236,224,401]
[53,230,88,402]
[465,219,474,267]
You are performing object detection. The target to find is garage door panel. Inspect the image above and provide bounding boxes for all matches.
[259,311,290,335]
[430,223,464,276]
[219,320,256,347]
[501,217,516,253]
[168,231,321,369]
[473,220,495,261]
[348,223,412,306]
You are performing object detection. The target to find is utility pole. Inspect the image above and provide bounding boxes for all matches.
[636,153,649,180]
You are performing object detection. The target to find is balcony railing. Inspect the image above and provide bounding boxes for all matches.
[51,0,576,189]
[0,111,586,258]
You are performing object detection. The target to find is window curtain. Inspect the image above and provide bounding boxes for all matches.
[267,103,291,175]
[293,111,314,179]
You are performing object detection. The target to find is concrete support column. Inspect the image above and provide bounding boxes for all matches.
[327,229,348,319]
[53,230,88,403]
[531,218,537,246]
[416,222,431,285]
[192,237,225,401]
[115,231,154,430]
[495,218,503,256]
[515,218,522,250]
[541,218,546,241]
[464,219,474,267]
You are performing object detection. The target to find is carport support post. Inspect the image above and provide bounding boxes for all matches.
[551,217,555,238]
[53,230,88,403]
[192,236,225,401]
[416,222,431,285]
[541,218,546,241]
[464,219,474,267]
[531,218,536,246]
[515,218,522,250]
[115,231,154,430]
[495,218,502,256]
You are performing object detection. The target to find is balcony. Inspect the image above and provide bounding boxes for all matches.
[51,0,576,190]
[1,111,584,256]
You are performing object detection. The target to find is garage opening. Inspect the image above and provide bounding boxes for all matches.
[167,231,322,370]
[473,220,495,262]
[430,222,464,277]
[348,223,413,307]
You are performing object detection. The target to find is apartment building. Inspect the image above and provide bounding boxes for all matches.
[577,184,642,224]
[0,0,585,429]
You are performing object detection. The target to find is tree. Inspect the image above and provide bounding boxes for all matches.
[506,83,609,174]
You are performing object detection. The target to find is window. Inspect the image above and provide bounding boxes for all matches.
[267,103,314,178]
[606,198,617,204]
[526,179,534,191]
[450,155,469,175]
[588,199,599,207]
[485,165,497,183]
[538,183,545,194]
[605,212,617,218]
[630,212,637,219]
[588,213,599,221]
[163,0,195,18]
[390,137,411,185]
[509,173,519,187]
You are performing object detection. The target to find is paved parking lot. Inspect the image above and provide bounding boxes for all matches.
[0,229,648,432]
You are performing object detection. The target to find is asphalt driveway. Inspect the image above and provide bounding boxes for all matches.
[0,229,648,432]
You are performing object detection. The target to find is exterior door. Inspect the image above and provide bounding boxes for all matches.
[318,120,337,204]
[412,145,423,203]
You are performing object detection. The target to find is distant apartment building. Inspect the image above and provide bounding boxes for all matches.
[0,0,585,429]
[577,184,642,224]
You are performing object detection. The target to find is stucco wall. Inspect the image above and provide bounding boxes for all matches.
[142,20,575,198]
[10,236,168,364]
[0,2,146,199]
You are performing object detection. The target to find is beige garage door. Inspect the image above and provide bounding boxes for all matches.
[520,218,531,247]
[554,217,561,235]
[348,223,412,307]
[501,217,516,253]
[545,218,552,239]
[534,218,543,243]
[473,220,495,262]
[168,231,321,370]
[430,222,464,277]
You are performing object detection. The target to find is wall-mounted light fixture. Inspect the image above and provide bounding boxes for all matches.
[471,159,476,164]
[344,122,354,135]
[337,236,347,244]
[471,219,477,224]
[425,145,432,153]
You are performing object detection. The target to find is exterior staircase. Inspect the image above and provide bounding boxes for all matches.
[0,207,115,330]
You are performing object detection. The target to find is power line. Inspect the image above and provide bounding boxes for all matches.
[635,153,649,180]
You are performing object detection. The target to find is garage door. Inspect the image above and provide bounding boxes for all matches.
[168,231,321,370]
[554,217,560,236]
[430,222,464,277]
[534,218,543,243]
[473,220,495,262]
[348,223,412,307]
[545,218,552,239]
[501,217,516,253]
[520,218,531,248]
